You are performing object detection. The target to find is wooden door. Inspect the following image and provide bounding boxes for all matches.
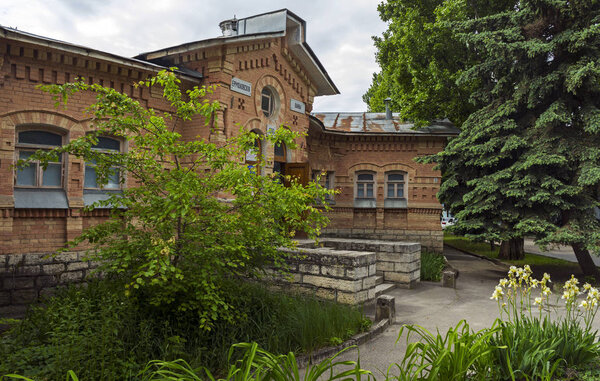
[284,162,309,186]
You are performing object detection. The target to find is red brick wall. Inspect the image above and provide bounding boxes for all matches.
[307,129,447,252]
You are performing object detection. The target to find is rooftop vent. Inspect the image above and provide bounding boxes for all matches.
[219,16,238,37]
[384,97,392,120]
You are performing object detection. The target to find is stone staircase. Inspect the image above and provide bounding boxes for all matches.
[374,275,396,297]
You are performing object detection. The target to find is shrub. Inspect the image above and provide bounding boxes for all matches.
[390,320,499,381]
[0,279,369,379]
[28,71,333,330]
[420,252,445,282]
[140,343,373,381]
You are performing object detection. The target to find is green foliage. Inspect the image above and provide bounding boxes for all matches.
[0,280,368,379]
[0,280,140,380]
[22,70,333,329]
[490,318,564,380]
[443,232,581,268]
[420,252,446,281]
[390,320,500,381]
[140,343,373,381]
[424,1,600,275]
[364,0,513,126]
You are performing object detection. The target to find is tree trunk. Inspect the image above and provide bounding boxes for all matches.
[498,238,525,260]
[571,243,600,282]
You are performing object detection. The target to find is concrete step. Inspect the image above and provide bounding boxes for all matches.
[375,275,384,286]
[375,283,396,297]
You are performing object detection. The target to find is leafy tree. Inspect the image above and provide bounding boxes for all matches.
[25,70,332,328]
[430,1,600,278]
[363,0,512,126]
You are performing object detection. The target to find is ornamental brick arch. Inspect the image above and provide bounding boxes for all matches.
[348,163,383,181]
[381,163,416,182]
[254,75,286,125]
[2,110,88,138]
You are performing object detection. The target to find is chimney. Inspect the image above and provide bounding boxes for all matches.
[384,98,392,120]
[219,16,238,37]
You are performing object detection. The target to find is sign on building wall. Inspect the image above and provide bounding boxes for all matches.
[290,99,305,114]
[231,77,252,96]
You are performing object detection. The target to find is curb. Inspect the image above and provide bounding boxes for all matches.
[296,318,389,367]
[444,243,509,268]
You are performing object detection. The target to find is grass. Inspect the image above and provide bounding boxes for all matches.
[0,279,370,379]
[443,232,578,267]
[421,252,446,282]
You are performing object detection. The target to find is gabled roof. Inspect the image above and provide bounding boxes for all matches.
[310,113,460,136]
[0,26,203,81]
[135,9,339,97]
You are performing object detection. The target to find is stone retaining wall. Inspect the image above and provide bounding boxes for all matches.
[0,251,92,317]
[310,238,421,288]
[271,246,378,305]
[322,228,442,253]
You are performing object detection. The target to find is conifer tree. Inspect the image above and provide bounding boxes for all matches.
[432,0,600,277]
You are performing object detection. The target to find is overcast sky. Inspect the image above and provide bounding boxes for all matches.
[2,0,387,112]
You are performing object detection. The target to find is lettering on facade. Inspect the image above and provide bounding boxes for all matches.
[290,98,305,114]
[231,77,252,96]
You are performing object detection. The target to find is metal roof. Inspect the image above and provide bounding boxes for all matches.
[135,9,339,96]
[310,112,460,136]
[0,26,203,82]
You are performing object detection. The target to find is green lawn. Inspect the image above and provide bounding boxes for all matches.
[443,232,576,267]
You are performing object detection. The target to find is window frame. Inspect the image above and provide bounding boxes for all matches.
[14,129,65,189]
[312,170,335,201]
[385,172,407,200]
[84,136,124,190]
[260,86,280,119]
[355,171,375,200]
[245,133,263,174]
[261,87,274,117]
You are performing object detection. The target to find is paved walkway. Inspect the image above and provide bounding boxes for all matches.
[524,238,600,266]
[332,246,600,378]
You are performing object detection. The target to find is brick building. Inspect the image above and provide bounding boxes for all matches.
[0,9,457,309]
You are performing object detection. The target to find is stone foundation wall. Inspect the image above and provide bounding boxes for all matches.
[271,246,378,304]
[0,251,92,317]
[315,238,421,288]
[321,228,442,253]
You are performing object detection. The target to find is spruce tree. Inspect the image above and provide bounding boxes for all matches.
[433,0,600,277]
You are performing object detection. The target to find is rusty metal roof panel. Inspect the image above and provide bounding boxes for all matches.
[311,112,459,135]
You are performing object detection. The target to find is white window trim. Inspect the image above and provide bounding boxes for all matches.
[355,171,376,200]
[385,171,407,199]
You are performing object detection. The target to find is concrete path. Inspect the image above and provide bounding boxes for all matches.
[332,246,600,378]
[524,238,600,266]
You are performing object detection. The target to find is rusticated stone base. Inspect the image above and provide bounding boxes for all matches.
[269,246,378,305]
[0,251,94,317]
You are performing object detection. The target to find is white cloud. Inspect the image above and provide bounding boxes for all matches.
[1,0,386,111]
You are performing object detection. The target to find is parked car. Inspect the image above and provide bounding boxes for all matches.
[441,217,455,229]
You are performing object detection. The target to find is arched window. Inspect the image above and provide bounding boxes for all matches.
[15,130,63,188]
[386,172,406,199]
[245,133,263,173]
[84,136,122,189]
[273,142,286,177]
[355,172,375,199]
[261,87,280,118]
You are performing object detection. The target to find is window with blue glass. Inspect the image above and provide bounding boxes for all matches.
[15,130,63,188]
[386,172,406,199]
[355,172,375,199]
[84,137,121,189]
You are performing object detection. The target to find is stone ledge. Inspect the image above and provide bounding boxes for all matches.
[296,318,390,368]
